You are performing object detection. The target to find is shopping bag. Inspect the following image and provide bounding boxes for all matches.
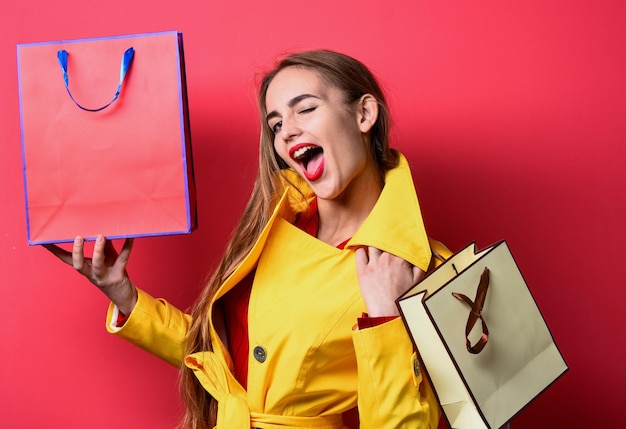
[17,31,196,245]
[397,241,567,429]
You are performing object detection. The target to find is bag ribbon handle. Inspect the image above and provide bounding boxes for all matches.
[452,267,490,354]
[57,47,135,112]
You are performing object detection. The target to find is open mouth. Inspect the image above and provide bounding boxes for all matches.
[290,144,325,181]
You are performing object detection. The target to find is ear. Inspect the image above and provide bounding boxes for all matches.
[356,94,379,133]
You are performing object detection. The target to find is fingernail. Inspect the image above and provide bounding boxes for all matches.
[74,236,83,245]
[96,235,104,244]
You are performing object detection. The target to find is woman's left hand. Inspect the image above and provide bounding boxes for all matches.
[355,246,425,317]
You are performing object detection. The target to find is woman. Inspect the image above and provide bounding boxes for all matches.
[46,50,449,429]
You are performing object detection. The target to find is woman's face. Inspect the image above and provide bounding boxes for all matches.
[265,66,380,202]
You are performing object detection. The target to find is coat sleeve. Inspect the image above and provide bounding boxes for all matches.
[352,317,440,429]
[105,288,192,367]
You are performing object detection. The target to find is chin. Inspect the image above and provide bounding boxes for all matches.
[310,184,343,201]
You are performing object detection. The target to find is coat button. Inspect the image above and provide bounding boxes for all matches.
[253,346,267,363]
[413,358,421,377]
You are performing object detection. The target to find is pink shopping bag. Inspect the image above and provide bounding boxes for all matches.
[17,31,196,245]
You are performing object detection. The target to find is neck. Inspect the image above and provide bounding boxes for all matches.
[316,170,383,247]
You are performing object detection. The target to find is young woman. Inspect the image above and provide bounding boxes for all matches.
[46,50,449,429]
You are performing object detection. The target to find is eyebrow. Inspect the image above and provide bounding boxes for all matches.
[266,93,320,122]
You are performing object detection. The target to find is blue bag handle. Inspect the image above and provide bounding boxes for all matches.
[57,47,135,112]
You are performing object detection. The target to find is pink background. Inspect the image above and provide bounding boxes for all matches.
[1,1,624,428]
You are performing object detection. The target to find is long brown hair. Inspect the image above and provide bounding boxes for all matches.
[179,49,398,429]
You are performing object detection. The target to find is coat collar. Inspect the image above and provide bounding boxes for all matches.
[216,151,432,301]
[279,151,432,271]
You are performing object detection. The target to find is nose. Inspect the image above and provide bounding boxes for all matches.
[278,116,302,142]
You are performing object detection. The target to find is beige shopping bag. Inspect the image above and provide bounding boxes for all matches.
[397,241,567,429]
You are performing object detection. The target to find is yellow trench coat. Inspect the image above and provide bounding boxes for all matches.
[106,153,449,429]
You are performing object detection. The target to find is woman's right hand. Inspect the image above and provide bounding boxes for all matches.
[44,234,138,316]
